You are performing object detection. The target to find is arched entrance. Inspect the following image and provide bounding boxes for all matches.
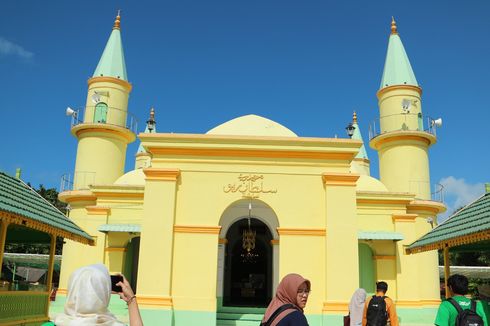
[217,199,279,309]
[223,218,273,307]
[358,243,375,293]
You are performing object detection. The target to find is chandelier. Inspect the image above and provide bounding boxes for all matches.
[241,200,258,263]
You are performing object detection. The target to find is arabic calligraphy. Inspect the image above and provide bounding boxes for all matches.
[223,174,277,198]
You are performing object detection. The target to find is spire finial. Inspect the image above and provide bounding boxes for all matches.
[113,10,121,30]
[391,16,398,35]
[146,107,156,132]
[352,111,358,124]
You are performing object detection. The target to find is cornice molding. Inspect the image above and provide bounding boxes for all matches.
[322,173,359,186]
[143,168,181,181]
[392,213,418,223]
[88,76,132,92]
[277,228,326,236]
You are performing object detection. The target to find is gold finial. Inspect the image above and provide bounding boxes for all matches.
[391,16,398,35]
[352,111,358,124]
[146,107,156,132]
[113,10,121,30]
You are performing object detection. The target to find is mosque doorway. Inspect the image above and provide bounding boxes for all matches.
[123,236,140,293]
[358,243,375,293]
[223,218,273,307]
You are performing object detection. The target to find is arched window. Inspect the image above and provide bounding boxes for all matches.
[94,103,108,123]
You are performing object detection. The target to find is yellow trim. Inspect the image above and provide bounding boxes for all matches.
[149,147,355,161]
[174,225,222,234]
[57,288,67,295]
[94,192,144,199]
[58,190,97,204]
[136,295,173,307]
[322,173,359,186]
[370,131,436,150]
[392,214,418,223]
[88,76,132,91]
[0,290,49,296]
[396,299,441,307]
[72,124,135,143]
[353,157,370,164]
[277,228,326,236]
[0,211,94,246]
[141,132,362,145]
[322,301,348,312]
[374,255,396,260]
[105,247,127,252]
[143,168,181,181]
[219,238,228,244]
[406,230,490,254]
[376,84,422,98]
[270,239,280,245]
[407,200,446,215]
[86,206,111,215]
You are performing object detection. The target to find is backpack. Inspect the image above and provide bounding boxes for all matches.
[366,295,388,326]
[448,298,484,326]
[260,304,297,326]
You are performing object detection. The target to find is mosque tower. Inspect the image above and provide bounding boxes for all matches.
[349,111,370,176]
[135,108,157,169]
[370,18,435,200]
[71,12,135,190]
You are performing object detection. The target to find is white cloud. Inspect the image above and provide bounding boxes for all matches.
[0,37,33,59]
[438,176,485,222]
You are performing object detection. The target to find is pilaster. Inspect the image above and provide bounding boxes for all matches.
[322,173,359,312]
[137,168,180,308]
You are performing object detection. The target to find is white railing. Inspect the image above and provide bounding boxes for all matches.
[60,172,96,192]
[369,113,437,140]
[69,106,138,134]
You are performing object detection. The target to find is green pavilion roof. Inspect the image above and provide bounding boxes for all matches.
[93,14,128,81]
[406,192,490,254]
[358,231,404,241]
[98,224,141,233]
[380,18,418,89]
[0,171,93,245]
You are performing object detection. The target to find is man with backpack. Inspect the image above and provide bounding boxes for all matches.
[362,281,398,326]
[435,274,487,326]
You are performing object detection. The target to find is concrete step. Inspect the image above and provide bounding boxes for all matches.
[217,312,264,326]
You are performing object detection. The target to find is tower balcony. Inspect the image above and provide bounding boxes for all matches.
[368,113,438,140]
[408,181,445,202]
[69,105,138,135]
[59,172,96,192]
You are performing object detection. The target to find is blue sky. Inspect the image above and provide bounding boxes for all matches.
[0,1,489,220]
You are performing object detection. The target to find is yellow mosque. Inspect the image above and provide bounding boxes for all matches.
[58,14,446,325]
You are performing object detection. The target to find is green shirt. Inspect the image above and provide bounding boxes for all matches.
[434,296,488,326]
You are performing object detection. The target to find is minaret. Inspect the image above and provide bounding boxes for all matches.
[350,111,370,176]
[71,12,135,189]
[370,18,436,200]
[135,108,157,169]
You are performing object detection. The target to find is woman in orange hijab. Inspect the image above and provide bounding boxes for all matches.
[261,273,311,326]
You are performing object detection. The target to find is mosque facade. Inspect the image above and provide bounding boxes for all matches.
[58,14,446,325]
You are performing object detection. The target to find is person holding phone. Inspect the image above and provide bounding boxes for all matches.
[45,264,143,326]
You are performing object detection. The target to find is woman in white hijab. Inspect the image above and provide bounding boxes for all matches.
[53,264,142,326]
[348,288,367,326]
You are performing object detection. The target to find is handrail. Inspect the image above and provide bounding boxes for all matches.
[69,105,138,134]
[60,172,96,192]
[369,113,437,140]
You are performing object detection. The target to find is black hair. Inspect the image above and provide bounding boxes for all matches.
[447,274,468,295]
[376,281,388,293]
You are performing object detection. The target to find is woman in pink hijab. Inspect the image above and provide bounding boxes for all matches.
[261,273,311,326]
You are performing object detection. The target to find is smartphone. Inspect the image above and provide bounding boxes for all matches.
[110,275,123,293]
